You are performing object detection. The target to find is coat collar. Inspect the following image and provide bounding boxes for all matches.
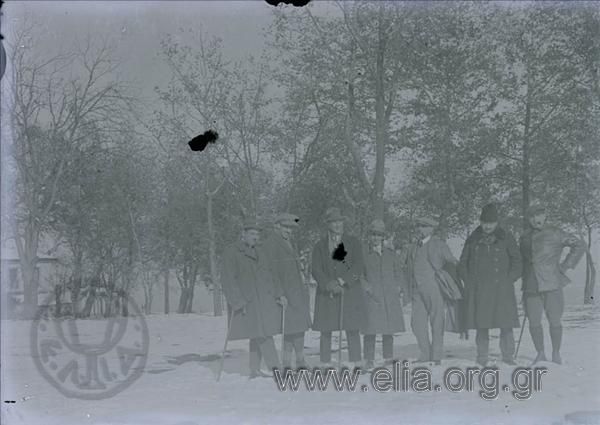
[235,240,258,260]
[469,226,506,243]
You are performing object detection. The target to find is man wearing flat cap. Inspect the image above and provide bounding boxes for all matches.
[262,213,311,369]
[409,216,458,365]
[311,207,367,367]
[360,219,407,369]
[458,203,522,366]
[520,204,586,365]
[220,218,283,378]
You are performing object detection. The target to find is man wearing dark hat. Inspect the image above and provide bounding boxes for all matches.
[262,213,312,369]
[458,203,522,366]
[220,218,283,378]
[520,204,586,365]
[361,219,407,369]
[311,207,367,367]
[409,216,458,365]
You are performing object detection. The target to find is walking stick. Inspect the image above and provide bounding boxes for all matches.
[216,308,236,382]
[338,287,345,366]
[281,303,286,357]
[515,299,528,359]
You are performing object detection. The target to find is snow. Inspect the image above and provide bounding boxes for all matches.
[2,305,600,425]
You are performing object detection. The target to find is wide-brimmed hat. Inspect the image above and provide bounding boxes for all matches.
[275,213,300,228]
[324,207,345,223]
[242,218,261,231]
[415,216,439,227]
[526,204,545,218]
[480,203,499,223]
[369,219,386,235]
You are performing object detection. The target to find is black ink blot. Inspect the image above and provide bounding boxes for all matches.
[265,0,311,7]
[332,243,347,262]
[188,130,219,152]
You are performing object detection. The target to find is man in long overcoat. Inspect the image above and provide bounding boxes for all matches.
[409,217,458,365]
[458,203,522,366]
[520,204,586,365]
[361,219,407,369]
[311,207,366,366]
[262,213,312,369]
[220,219,284,378]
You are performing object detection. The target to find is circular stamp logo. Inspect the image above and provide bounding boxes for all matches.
[30,293,149,400]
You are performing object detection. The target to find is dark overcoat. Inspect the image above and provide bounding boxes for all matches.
[220,240,283,340]
[360,247,406,335]
[458,227,522,330]
[311,233,366,332]
[262,231,312,335]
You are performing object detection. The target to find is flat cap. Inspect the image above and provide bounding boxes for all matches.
[415,216,439,227]
[324,207,345,223]
[369,219,386,235]
[242,218,261,231]
[275,213,300,227]
[526,204,545,217]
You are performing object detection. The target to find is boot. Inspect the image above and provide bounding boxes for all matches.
[550,326,562,364]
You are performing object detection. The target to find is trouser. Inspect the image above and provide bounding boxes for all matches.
[476,328,515,362]
[249,337,280,373]
[282,332,306,368]
[524,289,564,353]
[320,330,361,363]
[411,283,445,361]
[363,334,393,361]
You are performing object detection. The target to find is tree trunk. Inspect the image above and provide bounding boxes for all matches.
[164,268,170,314]
[584,227,595,304]
[207,191,223,316]
[521,76,532,229]
[372,4,387,221]
[14,224,40,320]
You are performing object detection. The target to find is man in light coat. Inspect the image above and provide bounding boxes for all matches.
[220,219,284,378]
[263,213,312,369]
[520,204,586,365]
[409,217,458,365]
[361,219,407,369]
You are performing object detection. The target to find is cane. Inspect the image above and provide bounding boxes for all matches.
[337,286,345,366]
[281,303,287,356]
[514,299,528,359]
[216,307,236,382]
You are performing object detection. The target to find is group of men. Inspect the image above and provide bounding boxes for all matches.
[220,203,586,378]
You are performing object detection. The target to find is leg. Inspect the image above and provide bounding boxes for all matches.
[499,328,515,363]
[411,291,431,361]
[475,328,490,365]
[346,330,362,363]
[524,293,546,363]
[249,338,262,374]
[363,334,376,363]
[292,332,306,368]
[320,331,332,364]
[282,334,295,369]
[429,287,445,363]
[382,334,394,361]
[258,336,281,371]
[543,289,564,364]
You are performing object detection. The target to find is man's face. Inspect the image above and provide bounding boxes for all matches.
[418,225,434,238]
[328,220,344,235]
[243,229,260,247]
[370,233,384,248]
[529,213,546,230]
[277,224,293,240]
[481,221,498,234]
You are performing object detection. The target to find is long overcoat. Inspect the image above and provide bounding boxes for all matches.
[311,233,366,332]
[458,227,522,330]
[360,247,406,335]
[262,231,312,335]
[220,240,283,340]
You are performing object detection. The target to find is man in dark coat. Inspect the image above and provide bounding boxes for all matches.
[409,217,458,365]
[361,219,407,369]
[311,207,366,367]
[220,219,284,378]
[262,213,312,369]
[458,203,522,366]
[520,204,586,365]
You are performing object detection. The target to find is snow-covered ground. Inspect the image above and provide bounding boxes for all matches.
[2,304,600,425]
